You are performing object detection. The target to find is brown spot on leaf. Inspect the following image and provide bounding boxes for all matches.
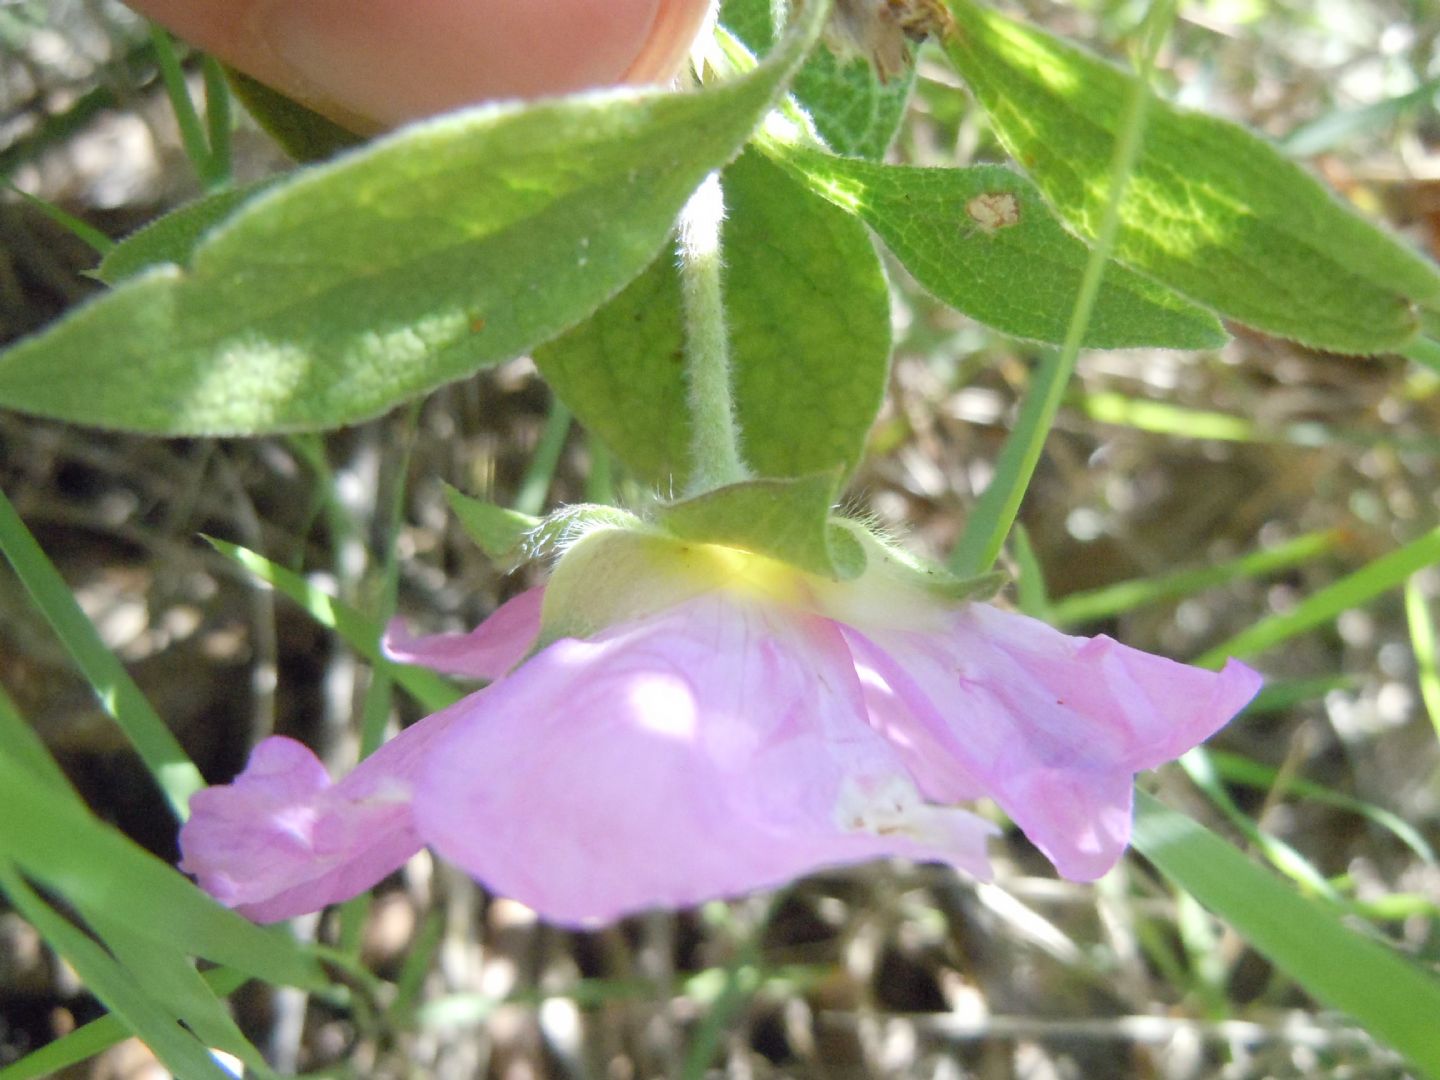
[964,191,1021,234]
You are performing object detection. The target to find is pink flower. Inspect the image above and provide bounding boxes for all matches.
[179,531,1260,928]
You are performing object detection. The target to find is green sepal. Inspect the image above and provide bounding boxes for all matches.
[443,486,540,562]
[444,486,643,566]
[655,473,865,582]
[524,503,646,560]
[836,519,1006,603]
[534,527,689,647]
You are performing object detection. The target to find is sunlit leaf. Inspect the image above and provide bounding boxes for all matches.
[942,0,1440,353]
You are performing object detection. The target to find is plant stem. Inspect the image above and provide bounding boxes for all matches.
[678,172,749,496]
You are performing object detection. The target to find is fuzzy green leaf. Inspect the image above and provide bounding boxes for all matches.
[537,150,890,488]
[0,2,828,434]
[942,0,1440,353]
[771,142,1226,348]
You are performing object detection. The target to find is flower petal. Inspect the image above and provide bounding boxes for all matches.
[383,586,543,679]
[179,700,472,922]
[845,604,1261,881]
[413,593,995,927]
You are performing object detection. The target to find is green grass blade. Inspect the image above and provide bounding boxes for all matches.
[201,56,234,186]
[5,680,281,1066]
[148,23,221,189]
[0,865,238,1080]
[1010,522,1051,618]
[0,754,326,991]
[1208,750,1435,865]
[1,691,269,1073]
[1405,576,1440,741]
[1242,674,1353,714]
[0,969,249,1080]
[0,682,72,795]
[84,911,273,1078]
[947,347,1070,576]
[4,183,113,255]
[1132,791,1440,1079]
[206,537,463,713]
[0,486,203,819]
[1179,750,1339,899]
[514,399,573,516]
[1076,391,1440,455]
[1195,526,1440,667]
[0,688,267,1071]
[1050,529,1341,627]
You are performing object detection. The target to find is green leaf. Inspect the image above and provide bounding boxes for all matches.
[722,0,915,159]
[96,179,279,284]
[656,473,865,581]
[538,150,891,488]
[0,753,326,992]
[1132,791,1440,1079]
[534,255,686,483]
[941,0,1440,353]
[768,142,1226,348]
[0,3,829,435]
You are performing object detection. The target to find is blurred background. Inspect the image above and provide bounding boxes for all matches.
[2,0,1439,1076]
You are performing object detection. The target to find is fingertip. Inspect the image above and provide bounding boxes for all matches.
[129,0,714,131]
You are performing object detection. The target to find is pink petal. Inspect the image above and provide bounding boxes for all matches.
[413,593,995,928]
[383,586,543,679]
[179,700,471,922]
[845,604,1261,881]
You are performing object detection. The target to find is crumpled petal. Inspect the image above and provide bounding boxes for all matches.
[844,603,1261,881]
[413,592,996,927]
[383,586,544,680]
[179,699,471,922]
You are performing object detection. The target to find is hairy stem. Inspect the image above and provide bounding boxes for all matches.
[677,172,749,496]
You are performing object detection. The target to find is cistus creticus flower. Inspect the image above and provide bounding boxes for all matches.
[179,524,1261,928]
